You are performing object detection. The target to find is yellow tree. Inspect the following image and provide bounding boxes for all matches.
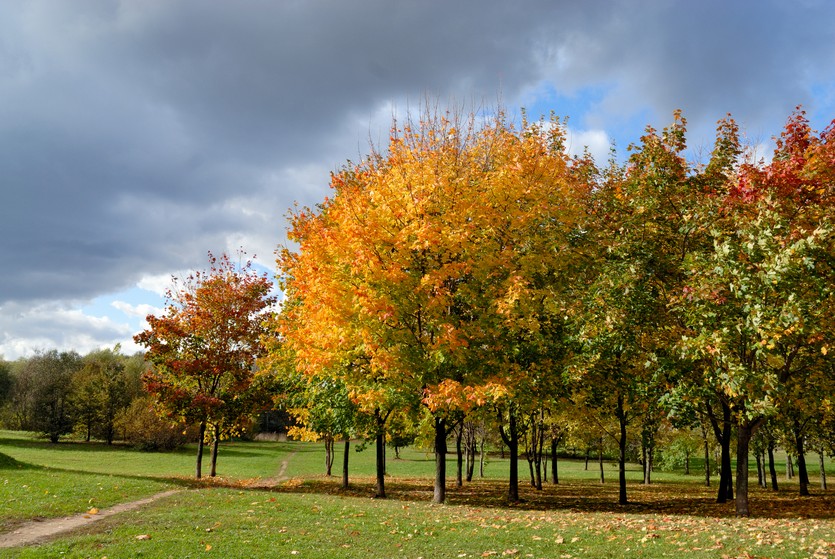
[277,108,585,503]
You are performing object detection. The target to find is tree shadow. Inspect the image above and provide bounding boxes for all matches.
[241,475,835,520]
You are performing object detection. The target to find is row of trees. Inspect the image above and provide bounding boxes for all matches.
[0,347,189,447]
[274,105,835,517]
[5,105,830,519]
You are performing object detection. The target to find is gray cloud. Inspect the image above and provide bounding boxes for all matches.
[1,1,834,356]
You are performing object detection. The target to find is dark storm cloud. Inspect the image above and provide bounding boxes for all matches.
[1,0,834,311]
[543,0,835,145]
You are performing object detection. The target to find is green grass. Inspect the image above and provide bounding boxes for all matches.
[2,431,835,558]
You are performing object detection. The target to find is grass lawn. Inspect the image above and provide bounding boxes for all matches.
[2,431,835,558]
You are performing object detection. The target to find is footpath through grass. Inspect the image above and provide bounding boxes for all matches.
[2,431,835,558]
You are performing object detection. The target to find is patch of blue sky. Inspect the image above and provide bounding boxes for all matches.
[517,81,656,162]
[80,286,165,329]
[809,81,835,131]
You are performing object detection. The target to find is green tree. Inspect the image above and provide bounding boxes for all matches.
[27,350,82,443]
[72,347,132,444]
[676,112,834,515]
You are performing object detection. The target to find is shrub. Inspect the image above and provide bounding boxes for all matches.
[115,397,194,451]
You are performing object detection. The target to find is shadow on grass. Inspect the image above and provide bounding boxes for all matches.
[0,452,29,470]
[235,474,835,521]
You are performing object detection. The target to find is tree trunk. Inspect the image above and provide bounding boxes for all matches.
[499,409,519,503]
[528,455,536,487]
[456,423,463,488]
[210,424,220,477]
[767,443,779,491]
[701,422,711,487]
[551,438,559,485]
[819,452,827,490]
[685,448,691,476]
[794,430,810,496]
[479,434,485,478]
[342,438,350,489]
[433,416,447,504]
[616,395,628,505]
[786,454,794,479]
[707,400,734,503]
[325,436,334,476]
[375,429,386,498]
[195,421,206,479]
[599,439,605,484]
[735,418,762,517]
[756,452,764,488]
[584,448,590,471]
[465,425,476,482]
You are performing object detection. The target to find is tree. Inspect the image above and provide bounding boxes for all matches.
[135,252,276,478]
[574,113,692,505]
[72,347,131,444]
[26,350,82,443]
[676,111,835,515]
[278,107,585,503]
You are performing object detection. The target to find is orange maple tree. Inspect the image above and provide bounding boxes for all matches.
[135,252,276,478]
[277,108,587,503]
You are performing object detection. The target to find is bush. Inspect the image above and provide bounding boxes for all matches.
[115,397,194,451]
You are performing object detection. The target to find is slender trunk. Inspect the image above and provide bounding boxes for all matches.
[528,455,536,487]
[641,439,648,485]
[465,428,476,482]
[705,440,711,487]
[767,443,779,491]
[456,424,463,488]
[210,424,220,477]
[342,438,350,489]
[819,452,827,490]
[756,452,764,488]
[375,429,386,498]
[684,449,690,476]
[499,409,519,503]
[794,430,810,496]
[584,448,590,471]
[598,439,605,484]
[786,454,794,479]
[716,403,734,502]
[325,436,334,476]
[735,419,761,517]
[195,421,206,479]
[433,416,447,504]
[616,395,628,505]
[508,414,519,502]
[551,438,559,485]
[479,435,485,478]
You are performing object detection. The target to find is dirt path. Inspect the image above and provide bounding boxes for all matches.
[0,450,298,548]
[0,489,181,549]
[250,449,297,488]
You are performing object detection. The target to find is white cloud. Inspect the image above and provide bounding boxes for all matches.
[111,300,164,320]
[0,302,135,360]
[564,128,612,164]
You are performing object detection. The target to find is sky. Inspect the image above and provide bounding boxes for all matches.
[2,0,835,360]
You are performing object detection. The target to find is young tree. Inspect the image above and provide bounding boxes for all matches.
[676,112,835,515]
[135,252,276,478]
[72,347,131,444]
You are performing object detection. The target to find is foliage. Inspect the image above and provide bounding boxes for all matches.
[135,251,276,477]
[115,396,193,451]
